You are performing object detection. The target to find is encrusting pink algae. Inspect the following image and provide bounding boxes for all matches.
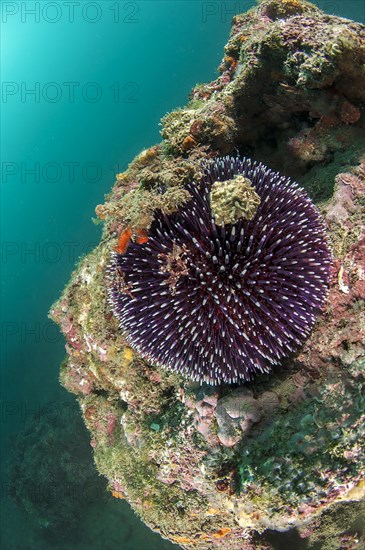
[50,1,365,548]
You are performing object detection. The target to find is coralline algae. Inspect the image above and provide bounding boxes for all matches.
[50,1,365,548]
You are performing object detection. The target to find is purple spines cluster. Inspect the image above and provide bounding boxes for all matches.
[107,157,332,385]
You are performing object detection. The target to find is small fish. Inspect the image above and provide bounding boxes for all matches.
[115,227,133,253]
[135,228,149,244]
[115,227,149,253]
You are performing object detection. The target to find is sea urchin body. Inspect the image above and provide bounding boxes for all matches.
[107,157,331,385]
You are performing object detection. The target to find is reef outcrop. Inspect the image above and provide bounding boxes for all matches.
[50,1,365,548]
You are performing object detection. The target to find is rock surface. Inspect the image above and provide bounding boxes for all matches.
[50,1,365,548]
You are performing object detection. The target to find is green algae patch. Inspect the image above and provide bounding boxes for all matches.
[235,367,365,505]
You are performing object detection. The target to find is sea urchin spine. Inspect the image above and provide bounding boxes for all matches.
[107,157,332,385]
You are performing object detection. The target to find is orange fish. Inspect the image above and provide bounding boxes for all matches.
[135,228,149,244]
[114,227,149,254]
[115,227,133,253]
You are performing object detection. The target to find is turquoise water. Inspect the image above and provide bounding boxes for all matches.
[1,1,364,549]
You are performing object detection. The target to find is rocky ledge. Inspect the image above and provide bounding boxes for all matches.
[50,1,365,548]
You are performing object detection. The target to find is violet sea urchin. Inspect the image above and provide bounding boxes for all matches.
[107,157,331,385]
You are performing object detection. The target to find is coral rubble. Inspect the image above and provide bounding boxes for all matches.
[50,0,365,548]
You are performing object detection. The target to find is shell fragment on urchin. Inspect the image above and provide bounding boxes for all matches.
[107,157,332,385]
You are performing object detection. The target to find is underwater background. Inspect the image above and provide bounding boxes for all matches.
[1,1,364,549]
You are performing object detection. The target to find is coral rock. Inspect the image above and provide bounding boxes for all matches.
[50,1,365,548]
